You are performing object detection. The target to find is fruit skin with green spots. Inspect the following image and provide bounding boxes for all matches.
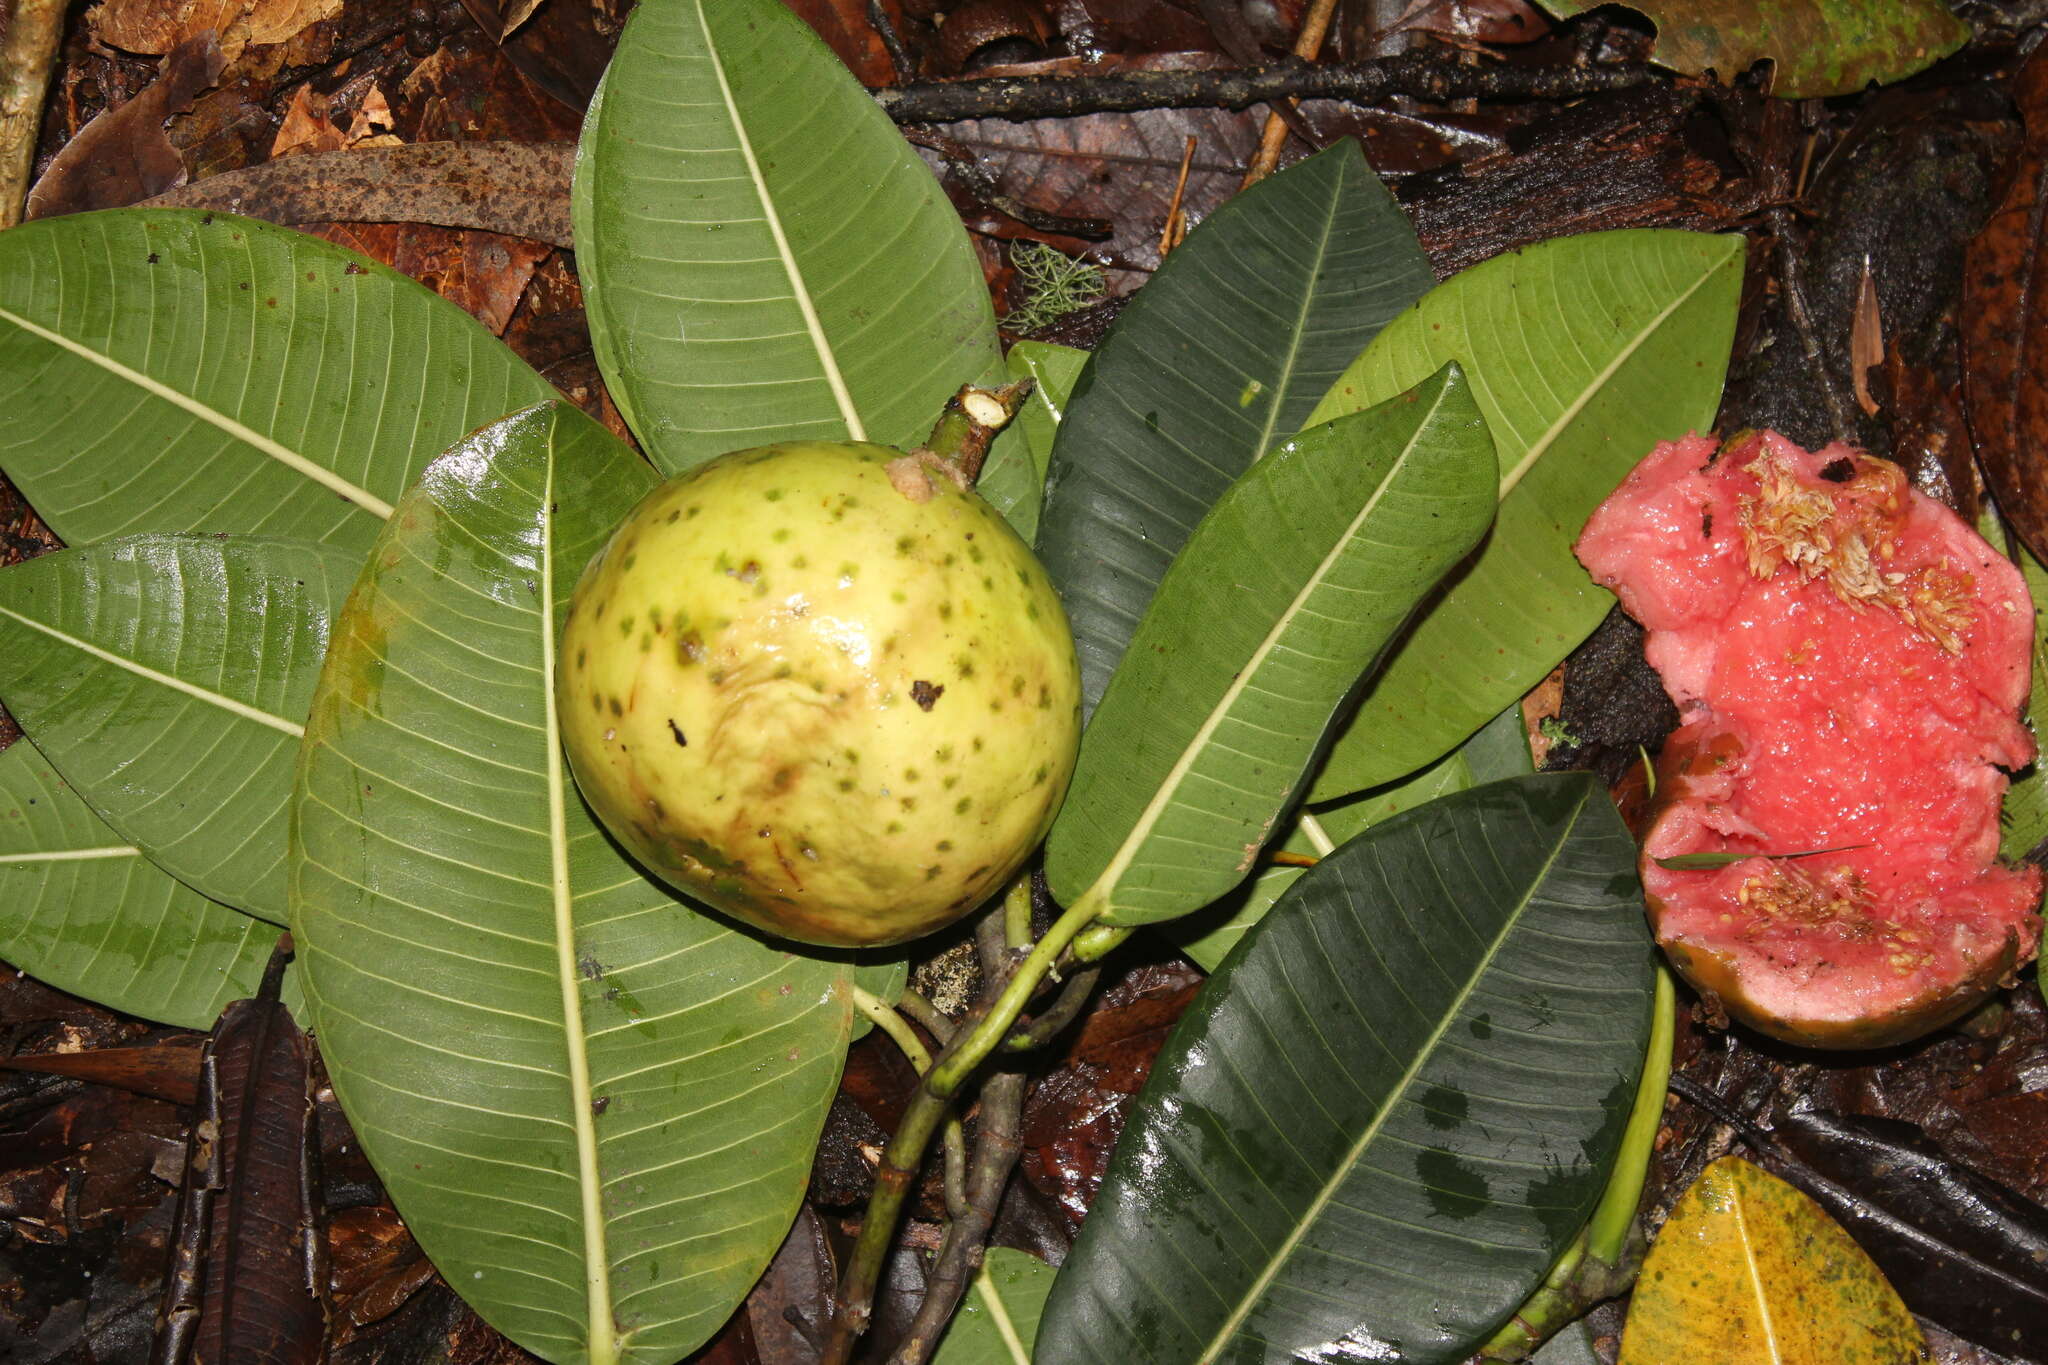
[558,440,1082,948]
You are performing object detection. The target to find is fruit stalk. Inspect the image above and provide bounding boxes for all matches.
[885,379,1034,499]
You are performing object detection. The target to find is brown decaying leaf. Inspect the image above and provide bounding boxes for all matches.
[1019,960,1201,1231]
[1620,1156,1928,1364]
[23,32,223,220]
[745,1202,836,1361]
[306,221,553,335]
[158,943,325,1365]
[1961,45,2048,567]
[144,141,574,246]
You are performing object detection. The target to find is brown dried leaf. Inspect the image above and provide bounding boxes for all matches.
[90,0,339,61]
[744,1203,834,1362]
[270,82,347,157]
[24,33,223,219]
[1961,45,2048,566]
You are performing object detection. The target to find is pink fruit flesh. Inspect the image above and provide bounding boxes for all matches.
[1576,430,2041,1048]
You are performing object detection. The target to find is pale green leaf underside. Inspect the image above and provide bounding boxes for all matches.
[1167,702,1533,970]
[292,402,852,1365]
[0,210,551,557]
[0,740,297,1029]
[1048,365,1497,927]
[573,0,998,475]
[1307,229,1744,800]
[1036,142,1436,716]
[935,1247,1057,1364]
[1037,774,1655,1364]
[0,535,356,923]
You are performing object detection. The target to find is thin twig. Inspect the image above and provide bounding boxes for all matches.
[869,53,1661,123]
[1242,0,1341,187]
[890,1069,1028,1365]
[1002,965,1102,1052]
[896,988,958,1044]
[1159,134,1196,257]
[0,0,66,228]
[867,0,916,85]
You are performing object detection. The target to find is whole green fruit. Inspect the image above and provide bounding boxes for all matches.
[557,440,1082,948]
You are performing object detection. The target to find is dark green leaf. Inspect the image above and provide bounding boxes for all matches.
[573,0,998,474]
[1308,229,1744,799]
[1037,773,1656,1365]
[0,740,295,1028]
[0,210,552,556]
[292,401,853,1364]
[0,535,356,922]
[1035,142,1434,715]
[1046,365,1496,927]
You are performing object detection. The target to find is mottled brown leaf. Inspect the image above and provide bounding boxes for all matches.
[24,34,223,219]
[143,142,574,246]
[304,221,553,334]
[1962,46,2048,566]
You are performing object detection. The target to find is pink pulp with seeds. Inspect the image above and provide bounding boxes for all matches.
[1576,430,2041,1048]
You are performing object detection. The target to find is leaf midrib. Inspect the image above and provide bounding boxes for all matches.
[0,303,395,520]
[1495,242,1734,499]
[1194,781,1590,1362]
[1079,381,1452,918]
[689,0,864,442]
[0,603,305,738]
[1247,170,1343,466]
[536,431,619,1363]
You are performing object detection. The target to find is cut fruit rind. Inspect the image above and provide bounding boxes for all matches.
[1578,431,2042,1050]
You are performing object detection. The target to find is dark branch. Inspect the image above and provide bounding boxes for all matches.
[873,53,1664,124]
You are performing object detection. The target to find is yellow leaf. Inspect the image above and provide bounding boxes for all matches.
[1621,1156,1928,1364]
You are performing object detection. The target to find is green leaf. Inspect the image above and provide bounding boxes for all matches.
[1619,1156,1927,1363]
[934,1247,1057,1364]
[1535,0,1968,100]
[0,535,357,923]
[1047,364,1496,928]
[572,0,999,474]
[977,341,1089,546]
[1037,772,1656,1365]
[2001,540,2048,862]
[0,740,296,1029]
[1168,702,1534,971]
[0,210,552,556]
[1035,142,1434,715]
[1307,229,1744,800]
[1653,844,1866,870]
[292,401,853,1365]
